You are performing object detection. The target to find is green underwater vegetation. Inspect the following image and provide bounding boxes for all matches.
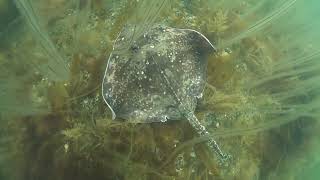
[0,0,320,179]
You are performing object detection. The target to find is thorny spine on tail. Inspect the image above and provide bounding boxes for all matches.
[184,111,231,164]
[151,56,230,164]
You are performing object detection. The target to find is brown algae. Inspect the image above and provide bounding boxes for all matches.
[0,0,319,180]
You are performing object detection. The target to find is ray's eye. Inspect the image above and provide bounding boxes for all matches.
[131,44,139,53]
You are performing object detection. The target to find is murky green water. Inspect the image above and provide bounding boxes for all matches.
[0,0,320,179]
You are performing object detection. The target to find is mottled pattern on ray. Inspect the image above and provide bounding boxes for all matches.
[103,26,212,122]
[102,25,229,162]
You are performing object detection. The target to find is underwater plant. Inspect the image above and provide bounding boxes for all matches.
[0,0,320,179]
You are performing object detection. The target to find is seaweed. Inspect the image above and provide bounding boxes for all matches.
[1,0,320,179]
[14,0,70,81]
